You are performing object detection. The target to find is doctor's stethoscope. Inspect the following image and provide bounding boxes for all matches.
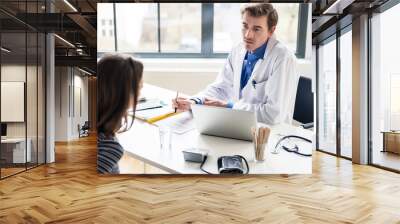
[272,135,312,157]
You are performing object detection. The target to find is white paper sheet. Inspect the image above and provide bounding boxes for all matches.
[155,111,195,134]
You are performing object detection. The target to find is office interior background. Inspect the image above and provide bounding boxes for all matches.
[0,0,399,222]
[0,0,97,179]
[314,0,400,172]
[1,1,400,177]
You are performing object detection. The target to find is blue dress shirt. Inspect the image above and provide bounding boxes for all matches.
[227,41,268,108]
[240,42,268,90]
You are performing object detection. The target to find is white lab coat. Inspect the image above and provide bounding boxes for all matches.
[193,36,299,125]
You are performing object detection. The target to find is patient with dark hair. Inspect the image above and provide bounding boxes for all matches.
[97,54,143,174]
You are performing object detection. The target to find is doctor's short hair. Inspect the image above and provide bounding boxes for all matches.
[241,3,278,30]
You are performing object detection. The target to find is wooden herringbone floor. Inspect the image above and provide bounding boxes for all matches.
[1,135,400,224]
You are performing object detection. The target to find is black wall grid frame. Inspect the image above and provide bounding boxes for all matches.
[0,0,47,180]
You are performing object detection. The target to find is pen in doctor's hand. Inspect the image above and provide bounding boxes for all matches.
[174,91,179,113]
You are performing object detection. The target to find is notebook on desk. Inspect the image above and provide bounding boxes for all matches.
[136,98,164,111]
[130,99,179,124]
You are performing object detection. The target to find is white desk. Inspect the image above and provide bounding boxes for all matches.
[1,138,31,163]
[117,84,313,174]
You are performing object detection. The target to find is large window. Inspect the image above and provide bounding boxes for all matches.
[115,3,158,52]
[114,3,201,53]
[316,27,353,159]
[159,4,201,53]
[315,0,399,170]
[339,28,352,158]
[317,37,337,155]
[391,75,400,129]
[370,2,400,171]
[97,3,308,58]
[97,3,115,52]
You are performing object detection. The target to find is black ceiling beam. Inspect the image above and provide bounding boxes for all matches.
[86,0,97,12]
[55,47,96,56]
[318,0,356,15]
[79,66,96,76]
[312,14,352,44]
[66,13,96,46]
[312,15,335,33]
[13,13,82,32]
[55,55,96,72]
[0,7,37,31]
[0,18,28,31]
[11,12,97,47]
[311,0,388,44]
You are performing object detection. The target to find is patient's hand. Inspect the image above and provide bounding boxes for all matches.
[172,97,195,112]
[204,98,228,108]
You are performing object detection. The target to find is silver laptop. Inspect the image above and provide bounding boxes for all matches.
[191,104,257,141]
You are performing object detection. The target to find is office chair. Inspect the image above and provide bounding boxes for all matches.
[78,121,90,138]
[293,76,314,129]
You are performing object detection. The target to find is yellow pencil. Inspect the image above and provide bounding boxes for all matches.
[147,112,179,124]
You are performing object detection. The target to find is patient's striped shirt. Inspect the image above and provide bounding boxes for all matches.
[97,132,124,174]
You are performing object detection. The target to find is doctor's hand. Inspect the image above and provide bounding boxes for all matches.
[172,97,195,112]
[203,98,228,108]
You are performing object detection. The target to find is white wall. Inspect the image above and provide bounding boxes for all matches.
[1,82,25,122]
[55,66,68,141]
[1,65,26,139]
[54,67,89,141]
[305,3,313,60]
[1,64,46,163]
[141,58,313,95]
[72,73,89,138]
[1,65,38,138]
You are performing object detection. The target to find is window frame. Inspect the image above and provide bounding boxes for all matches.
[315,24,352,160]
[98,3,309,59]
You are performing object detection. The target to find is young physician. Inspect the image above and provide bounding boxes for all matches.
[97,54,143,174]
[173,3,298,125]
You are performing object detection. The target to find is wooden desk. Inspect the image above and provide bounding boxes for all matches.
[382,131,400,154]
[117,84,314,174]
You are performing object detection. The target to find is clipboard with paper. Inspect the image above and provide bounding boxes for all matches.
[132,101,176,123]
[154,111,195,134]
[130,100,195,134]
